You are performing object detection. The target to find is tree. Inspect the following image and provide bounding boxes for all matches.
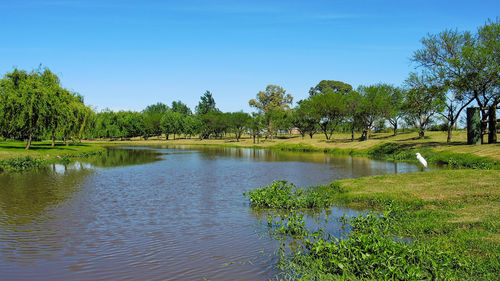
[195,91,218,115]
[229,111,251,141]
[412,20,500,143]
[161,111,183,140]
[0,68,49,149]
[307,91,345,140]
[309,80,353,96]
[182,115,200,138]
[356,84,391,140]
[290,100,318,139]
[248,112,264,144]
[143,102,169,138]
[403,73,446,138]
[171,100,192,116]
[249,85,293,139]
[344,90,365,141]
[382,85,405,136]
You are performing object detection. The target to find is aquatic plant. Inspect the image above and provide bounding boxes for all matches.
[0,156,45,172]
[244,180,339,209]
[271,206,487,280]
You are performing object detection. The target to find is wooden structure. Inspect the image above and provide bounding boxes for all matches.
[467,106,499,144]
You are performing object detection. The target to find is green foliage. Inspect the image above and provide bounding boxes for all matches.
[308,91,345,140]
[0,67,90,148]
[228,111,251,141]
[195,90,218,115]
[244,180,339,209]
[171,100,192,116]
[0,156,44,172]
[309,80,353,96]
[267,211,308,238]
[279,210,479,281]
[143,103,169,138]
[161,111,184,139]
[249,175,499,280]
[290,101,318,139]
[249,85,293,113]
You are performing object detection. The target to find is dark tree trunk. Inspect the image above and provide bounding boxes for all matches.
[25,133,33,150]
[51,130,56,147]
[446,124,453,143]
[488,107,497,144]
[393,123,398,136]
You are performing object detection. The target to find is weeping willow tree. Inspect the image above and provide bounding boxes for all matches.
[0,67,93,149]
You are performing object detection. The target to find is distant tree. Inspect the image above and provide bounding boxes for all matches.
[309,80,353,96]
[171,100,192,116]
[182,115,200,138]
[143,102,169,138]
[116,111,144,139]
[198,111,227,139]
[357,83,397,140]
[344,90,365,141]
[248,112,265,144]
[161,111,184,140]
[195,91,218,115]
[308,91,345,140]
[290,100,318,139]
[381,85,405,136]
[403,73,447,138]
[229,111,251,141]
[249,85,293,139]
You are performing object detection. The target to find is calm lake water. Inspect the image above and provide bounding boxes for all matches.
[0,146,420,280]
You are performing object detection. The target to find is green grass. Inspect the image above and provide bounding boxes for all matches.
[247,169,500,280]
[0,141,105,172]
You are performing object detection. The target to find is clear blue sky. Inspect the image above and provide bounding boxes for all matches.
[1,0,498,113]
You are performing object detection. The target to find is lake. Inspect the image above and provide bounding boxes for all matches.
[0,146,420,280]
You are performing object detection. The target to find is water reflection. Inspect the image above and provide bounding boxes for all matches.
[87,147,162,167]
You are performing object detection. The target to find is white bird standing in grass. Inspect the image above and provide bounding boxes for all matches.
[416,153,427,168]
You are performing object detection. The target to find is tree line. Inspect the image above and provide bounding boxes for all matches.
[0,20,498,149]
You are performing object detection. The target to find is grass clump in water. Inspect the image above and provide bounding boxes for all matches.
[0,156,45,172]
[244,180,341,209]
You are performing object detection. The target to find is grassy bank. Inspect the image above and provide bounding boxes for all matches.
[87,131,500,168]
[0,141,105,172]
[246,169,500,280]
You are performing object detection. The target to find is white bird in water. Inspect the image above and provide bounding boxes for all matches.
[416,152,427,168]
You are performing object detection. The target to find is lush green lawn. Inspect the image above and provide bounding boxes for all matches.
[336,169,500,243]
[0,141,105,172]
[0,141,105,161]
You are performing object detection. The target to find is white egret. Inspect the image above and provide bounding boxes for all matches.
[416,153,427,168]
